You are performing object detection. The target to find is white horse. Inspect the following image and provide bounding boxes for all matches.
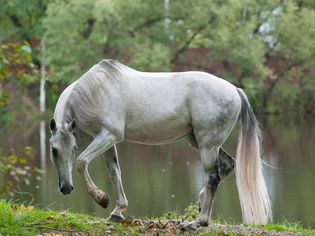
[49,59,272,226]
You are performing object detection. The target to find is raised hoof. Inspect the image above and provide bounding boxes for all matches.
[108,214,124,222]
[96,192,109,208]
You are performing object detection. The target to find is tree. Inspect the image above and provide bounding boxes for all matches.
[0,41,37,109]
[0,0,51,115]
[1,0,315,113]
[42,0,170,81]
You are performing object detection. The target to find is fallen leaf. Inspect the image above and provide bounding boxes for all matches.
[27,205,35,210]
[11,204,17,214]
[60,210,68,217]
[91,232,101,236]
[20,203,26,210]
[46,215,54,221]
[152,229,159,236]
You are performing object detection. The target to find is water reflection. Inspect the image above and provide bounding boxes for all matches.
[39,120,46,169]
[0,116,314,227]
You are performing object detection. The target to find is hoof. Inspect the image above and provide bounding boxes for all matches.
[198,221,209,227]
[184,219,208,230]
[95,191,109,208]
[183,221,198,231]
[108,214,124,222]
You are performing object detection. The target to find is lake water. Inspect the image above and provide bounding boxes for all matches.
[1,115,314,227]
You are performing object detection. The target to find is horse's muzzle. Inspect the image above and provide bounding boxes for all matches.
[59,183,73,195]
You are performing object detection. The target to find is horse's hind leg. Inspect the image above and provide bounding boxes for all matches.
[186,136,235,214]
[103,145,128,222]
[200,149,235,211]
[195,146,219,226]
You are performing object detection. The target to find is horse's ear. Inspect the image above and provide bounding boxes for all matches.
[69,119,76,132]
[50,118,57,132]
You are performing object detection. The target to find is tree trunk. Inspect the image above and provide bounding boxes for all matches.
[39,39,46,169]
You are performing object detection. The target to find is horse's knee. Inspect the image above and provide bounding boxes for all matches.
[76,158,86,173]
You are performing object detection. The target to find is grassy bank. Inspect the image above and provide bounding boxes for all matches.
[0,200,314,235]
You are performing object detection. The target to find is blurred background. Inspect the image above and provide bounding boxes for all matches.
[0,0,314,227]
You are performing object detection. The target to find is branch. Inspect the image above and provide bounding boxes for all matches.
[262,54,315,110]
[134,17,164,31]
[174,62,213,72]
[9,14,23,28]
[127,17,164,37]
[171,16,216,64]
[81,18,96,39]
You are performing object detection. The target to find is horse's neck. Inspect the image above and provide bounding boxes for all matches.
[54,82,77,125]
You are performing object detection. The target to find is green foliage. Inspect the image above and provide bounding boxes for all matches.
[0,147,39,197]
[0,0,48,39]
[42,0,171,80]
[275,2,315,61]
[0,41,38,107]
[1,0,315,114]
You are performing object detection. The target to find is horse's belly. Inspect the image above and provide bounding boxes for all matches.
[124,115,191,145]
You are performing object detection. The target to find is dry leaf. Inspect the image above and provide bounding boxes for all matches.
[27,205,35,210]
[91,232,101,236]
[20,203,26,210]
[60,210,68,217]
[152,229,159,236]
[11,204,17,214]
[46,215,54,221]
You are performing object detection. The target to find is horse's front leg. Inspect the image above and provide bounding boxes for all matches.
[103,145,128,221]
[76,129,118,208]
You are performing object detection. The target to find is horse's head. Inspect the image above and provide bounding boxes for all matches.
[49,118,78,195]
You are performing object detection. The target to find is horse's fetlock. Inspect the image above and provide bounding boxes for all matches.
[94,189,109,208]
[117,199,128,210]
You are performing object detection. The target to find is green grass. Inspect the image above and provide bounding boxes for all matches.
[0,200,314,235]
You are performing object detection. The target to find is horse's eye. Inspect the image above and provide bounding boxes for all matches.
[73,145,78,151]
[52,147,58,157]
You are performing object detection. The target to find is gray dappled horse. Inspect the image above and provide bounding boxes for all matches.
[49,59,272,227]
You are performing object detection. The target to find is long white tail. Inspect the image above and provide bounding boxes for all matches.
[236,89,272,225]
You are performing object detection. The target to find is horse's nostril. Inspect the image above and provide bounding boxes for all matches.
[59,184,73,195]
[60,186,65,193]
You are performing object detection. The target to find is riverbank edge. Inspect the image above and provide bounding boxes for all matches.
[0,200,314,235]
